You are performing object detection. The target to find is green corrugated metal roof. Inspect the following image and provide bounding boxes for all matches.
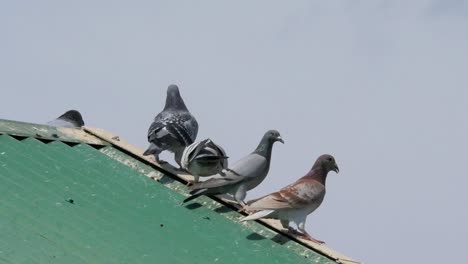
[0,119,352,264]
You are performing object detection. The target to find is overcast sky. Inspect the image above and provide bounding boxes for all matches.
[1,1,468,263]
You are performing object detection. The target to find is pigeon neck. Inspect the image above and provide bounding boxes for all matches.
[307,167,328,185]
[253,138,273,161]
[164,94,188,111]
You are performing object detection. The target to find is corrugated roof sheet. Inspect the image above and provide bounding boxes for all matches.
[0,119,359,264]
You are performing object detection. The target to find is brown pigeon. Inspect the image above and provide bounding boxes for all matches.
[240,154,339,244]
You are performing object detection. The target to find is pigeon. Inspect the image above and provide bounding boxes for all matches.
[179,139,229,184]
[240,154,339,244]
[47,110,85,128]
[143,84,199,163]
[182,130,284,205]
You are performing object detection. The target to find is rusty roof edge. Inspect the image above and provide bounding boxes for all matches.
[83,126,361,264]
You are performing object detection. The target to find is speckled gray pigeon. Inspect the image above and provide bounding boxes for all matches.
[182,130,283,205]
[179,139,229,184]
[47,110,85,128]
[143,84,198,163]
[240,154,339,244]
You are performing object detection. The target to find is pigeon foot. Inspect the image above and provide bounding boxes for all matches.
[287,228,325,244]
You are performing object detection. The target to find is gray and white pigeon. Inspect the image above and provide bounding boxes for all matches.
[182,130,284,205]
[47,110,85,128]
[143,84,198,163]
[240,154,339,244]
[179,139,229,184]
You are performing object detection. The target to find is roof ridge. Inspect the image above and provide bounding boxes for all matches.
[83,126,361,264]
[0,118,360,264]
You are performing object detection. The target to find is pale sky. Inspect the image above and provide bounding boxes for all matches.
[1,1,468,263]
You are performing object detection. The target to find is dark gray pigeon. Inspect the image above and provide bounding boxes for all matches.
[182,130,283,205]
[143,84,198,163]
[179,139,229,184]
[240,154,339,244]
[47,110,85,128]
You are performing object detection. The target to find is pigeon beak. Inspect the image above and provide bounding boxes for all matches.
[333,163,339,173]
[276,136,284,144]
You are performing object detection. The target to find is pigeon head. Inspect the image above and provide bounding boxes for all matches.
[314,154,339,174]
[57,110,85,127]
[254,130,284,157]
[164,84,188,111]
[264,130,284,144]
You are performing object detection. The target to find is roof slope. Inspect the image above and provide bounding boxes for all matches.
[0,119,359,264]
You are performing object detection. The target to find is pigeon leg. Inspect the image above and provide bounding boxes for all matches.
[184,174,199,186]
[297,221,324,244]
[237,202,249,213]
[280,219,289,229]
[287,227,323,243]
[234,185,247,206]
[297,231,324,244]
[287,227,303,236]
[153,154,168,164]
[192,175,199,184]
[154,154,161,163]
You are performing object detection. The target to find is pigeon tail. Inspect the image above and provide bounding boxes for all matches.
[240,210,275,222]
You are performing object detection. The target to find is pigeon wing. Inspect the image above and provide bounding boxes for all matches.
[148,113,194,146]
[247,179,326,210]
[181,112,198,143]
[189,153,267,191]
